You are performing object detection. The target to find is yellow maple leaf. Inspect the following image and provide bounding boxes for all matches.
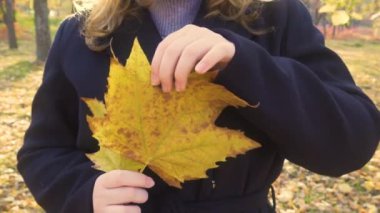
[83,39,261,188]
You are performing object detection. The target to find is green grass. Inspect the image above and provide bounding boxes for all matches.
[0,61,35,81]
[327,39,380,77]
[304,192,318,204]
[352,181,367,193]
[326,39,380,108]
[15,14,66,40]
[0,15,65,84]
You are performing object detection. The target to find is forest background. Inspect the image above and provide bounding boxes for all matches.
[0,0,379,212]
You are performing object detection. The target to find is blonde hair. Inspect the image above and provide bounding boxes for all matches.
[80,0,264,51]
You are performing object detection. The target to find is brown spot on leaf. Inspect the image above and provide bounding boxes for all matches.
[163,93,172,102]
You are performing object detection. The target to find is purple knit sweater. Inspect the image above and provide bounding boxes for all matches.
[148,0,203,37]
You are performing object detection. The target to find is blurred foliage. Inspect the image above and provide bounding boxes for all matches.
[0,61,34,81]
[302,0,380,25]
[16,0,73,17]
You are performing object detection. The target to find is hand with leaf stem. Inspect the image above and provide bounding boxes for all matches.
[93,170,155,213]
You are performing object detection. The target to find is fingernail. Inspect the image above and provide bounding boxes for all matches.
[162,85,170,93]
[146,177,155,187]
[175,82,182,92]
[195,62,207,73]
[151,75,159,86]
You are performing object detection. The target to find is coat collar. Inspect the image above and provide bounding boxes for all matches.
[108,1,258,66]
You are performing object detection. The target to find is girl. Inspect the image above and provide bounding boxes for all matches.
[18,0,380,212]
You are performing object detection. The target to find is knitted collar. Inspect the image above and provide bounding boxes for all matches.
[148,0,203,37]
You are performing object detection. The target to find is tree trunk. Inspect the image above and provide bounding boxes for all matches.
[321,15,327,36]
[313,0,322,25]
[332,26,336,39]
[34,0,51,62]
[2,0,18,49]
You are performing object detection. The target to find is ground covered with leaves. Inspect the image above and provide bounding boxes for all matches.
[0,39,379,212]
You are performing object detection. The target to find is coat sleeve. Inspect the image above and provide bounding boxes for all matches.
[213,0,380,177]
[17,18,103,213]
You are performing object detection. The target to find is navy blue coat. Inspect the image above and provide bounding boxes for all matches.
[17,0,380,212]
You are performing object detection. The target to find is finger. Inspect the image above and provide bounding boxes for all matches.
[195,42,235,74]
[104,205,141,213]
[151,28,189,86]
[106,187,149,205]
[174,38,214,91]
[159,36,200,92]
[100,170,155,189]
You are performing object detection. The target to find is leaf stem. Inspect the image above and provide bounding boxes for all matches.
[139,164,148,173]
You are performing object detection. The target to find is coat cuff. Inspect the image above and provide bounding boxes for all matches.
[63,171,103,213]
[211,28,268,105]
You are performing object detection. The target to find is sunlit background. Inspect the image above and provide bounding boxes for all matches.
[0,0,379,212]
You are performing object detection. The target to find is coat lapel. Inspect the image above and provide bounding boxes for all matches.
[136,9,163,63]
[107,16,140,66]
